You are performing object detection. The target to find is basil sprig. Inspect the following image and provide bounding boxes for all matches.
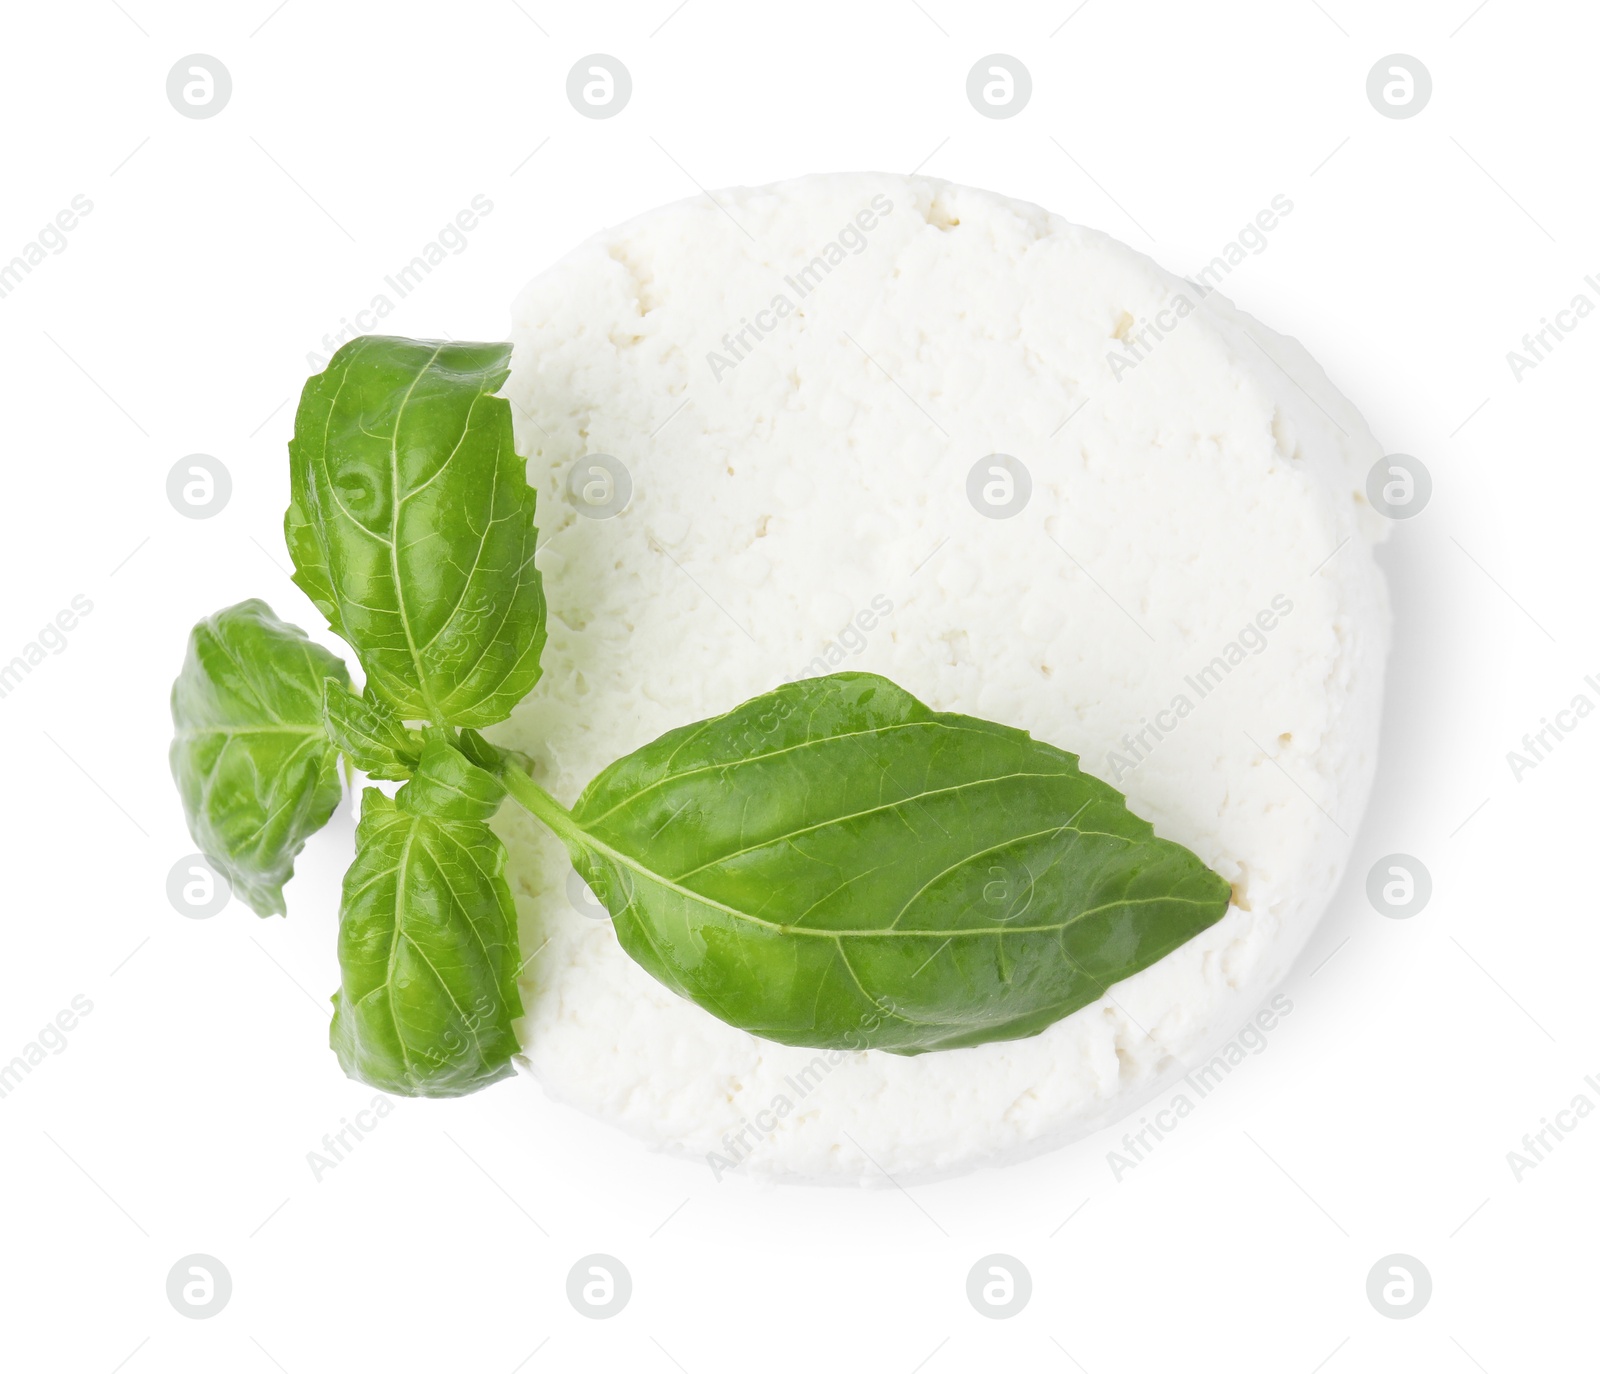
[171,338,535,1097]
[169,334,1232,1097]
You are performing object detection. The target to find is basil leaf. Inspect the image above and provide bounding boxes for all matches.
[286,336,546,728]
[322,680,422,781]
[169,601,349,917]
[512,673,1231,1054]
[329,737,524,1097]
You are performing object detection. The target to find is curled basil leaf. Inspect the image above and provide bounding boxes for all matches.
[169,600,349,917]
[286,336,546,728]
[510,673,1232,1054]
[330,738,524,1097]
[322,680,422,781]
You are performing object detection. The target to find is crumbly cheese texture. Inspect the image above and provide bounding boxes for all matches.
[496,173,1389,1184]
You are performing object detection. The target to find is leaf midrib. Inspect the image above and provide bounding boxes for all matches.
[667,769,1073,880]
[562,803,1211,941]
[386,342,449,721]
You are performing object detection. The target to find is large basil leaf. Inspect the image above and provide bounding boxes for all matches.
[169,600,348,917]
[330,737,524,1097]
[510,673,1231,1054]
[285,336,546,728]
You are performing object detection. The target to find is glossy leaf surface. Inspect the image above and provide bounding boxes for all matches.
[526,674,1232,1054]
[169,600,348,917]
[329,738,523,1096]
[285,336,545,728]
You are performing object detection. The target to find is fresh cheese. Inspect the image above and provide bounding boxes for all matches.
[494,172,1390,1183]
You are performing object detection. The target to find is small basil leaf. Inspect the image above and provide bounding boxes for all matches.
[286,335,546,728]
[322,680,422,781]
[455,727,513,777]
[532,673,1231,1054]
[397,731,506,820]
[169,600,349,917]
[329,739,523,1097]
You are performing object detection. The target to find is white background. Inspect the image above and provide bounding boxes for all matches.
[0,1,1593,1370]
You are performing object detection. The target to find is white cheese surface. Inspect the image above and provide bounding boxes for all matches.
[495,172,1389,1184]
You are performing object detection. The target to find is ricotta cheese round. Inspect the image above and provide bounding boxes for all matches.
[495,172,1389,1184]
